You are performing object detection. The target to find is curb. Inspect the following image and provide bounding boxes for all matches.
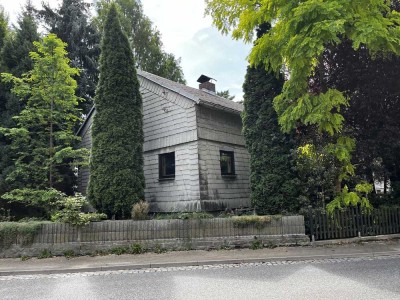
[1,250,399,277]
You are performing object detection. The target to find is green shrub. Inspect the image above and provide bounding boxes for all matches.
[110,246,128,255]
[250,238,263,250]
[232,215,273,229]
[0,221,45,249]
[38,249,52,259]
[154,212,213,220]
[154,244,166,254]
[63,250,76,259]
[51,194,107,226]
[20,255,30,261]
[131,201,149,220]
[130,243,145,254]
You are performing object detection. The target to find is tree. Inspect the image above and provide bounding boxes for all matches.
[87,4,145,219]
[217,89,235,100]
[206,0,400,205]
[311,39,400,204]
[0,1,40,196]
[95,0,186,84]
[0,6,7,51]
[242,24,300,214]
[37,0,101,113]
[0,34,88,209]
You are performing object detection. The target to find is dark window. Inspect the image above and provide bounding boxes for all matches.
[220,150,235,176]
[159,152,175,179]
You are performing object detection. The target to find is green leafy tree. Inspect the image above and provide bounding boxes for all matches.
[310,38,400,205]
[37,0,101,113]
[95,0,186,84]
[0,2,40,196]
[0,34,88,216]
[87,4,145,219]
[242,24,300,214]
[206,0,400,206]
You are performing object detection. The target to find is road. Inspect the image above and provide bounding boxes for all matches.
[1,256,400,299]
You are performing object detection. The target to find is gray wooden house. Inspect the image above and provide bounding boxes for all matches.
[78,70,250,212]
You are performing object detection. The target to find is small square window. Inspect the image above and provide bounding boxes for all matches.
[159,152,175,179]
[220,150,235,176]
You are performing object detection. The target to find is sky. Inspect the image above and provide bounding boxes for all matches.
[1,0,252,100]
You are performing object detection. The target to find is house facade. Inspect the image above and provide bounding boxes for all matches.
[78,70,251,212]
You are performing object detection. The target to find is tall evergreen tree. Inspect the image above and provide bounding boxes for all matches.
[242,24,300,215]
[38,0,100,113]
[95,0,186,84]
[87,4,145,219]
[0,2,40,196]
[0,6,7,51]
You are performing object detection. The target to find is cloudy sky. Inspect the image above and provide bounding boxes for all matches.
[1,0,252,100]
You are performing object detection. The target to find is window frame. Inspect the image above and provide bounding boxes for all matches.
[159,152,175,180]
[220,150,236,177]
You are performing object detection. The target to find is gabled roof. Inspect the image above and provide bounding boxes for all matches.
[137,70,244,114]
[77,70,243,136]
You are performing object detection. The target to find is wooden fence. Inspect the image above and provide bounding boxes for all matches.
[306,206,400,241]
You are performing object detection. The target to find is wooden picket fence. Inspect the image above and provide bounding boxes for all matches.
[306,206,400,241]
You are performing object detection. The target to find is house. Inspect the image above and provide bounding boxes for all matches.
[77,70,251,212]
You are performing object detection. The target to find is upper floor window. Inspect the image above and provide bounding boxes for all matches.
[159,152,175,179]
[220,150,235,176]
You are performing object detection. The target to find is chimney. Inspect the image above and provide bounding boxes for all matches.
[197,75,216,93]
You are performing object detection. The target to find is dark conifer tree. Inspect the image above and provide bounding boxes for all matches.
[0,3,40,196]
[38,0,100,113]
[242,24,300,214]
[88,4,145,218]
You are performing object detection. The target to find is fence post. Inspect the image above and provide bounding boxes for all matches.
[308,206,315,243]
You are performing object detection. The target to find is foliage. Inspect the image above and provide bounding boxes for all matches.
[88,4,145,219]
[63,249,76,259]
[205,0,400,197]
[0,3,40,198]
[242,26,301,214]
[0,34,89,200]
[37,0,101,113]
[217,90,235,100]
[95,0,185,84]
[326,183,373,214]
[232,215,273,229]
[0,221,45,249]
[250,237,263,250]
[37,248,53,259]
[0,6,8,50]
[130,243,145,254]
[51,194,106,226]
[1,188,64,218]
[131,201,149,220]
[310,37,400,201]
[154,212,214,220]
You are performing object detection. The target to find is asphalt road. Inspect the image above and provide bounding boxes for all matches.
[1,256,400,300]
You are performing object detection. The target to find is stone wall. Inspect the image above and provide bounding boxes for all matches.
[0,216,309,258]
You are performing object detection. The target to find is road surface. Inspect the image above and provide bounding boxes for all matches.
[1,255,400,299]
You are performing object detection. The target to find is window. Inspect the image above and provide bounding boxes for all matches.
[220,150,235,176]
[159,152,175,179]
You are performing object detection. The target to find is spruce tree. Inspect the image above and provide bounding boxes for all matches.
[38,0,101,114]
[87,4,144,219]
[242,24,300,215]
